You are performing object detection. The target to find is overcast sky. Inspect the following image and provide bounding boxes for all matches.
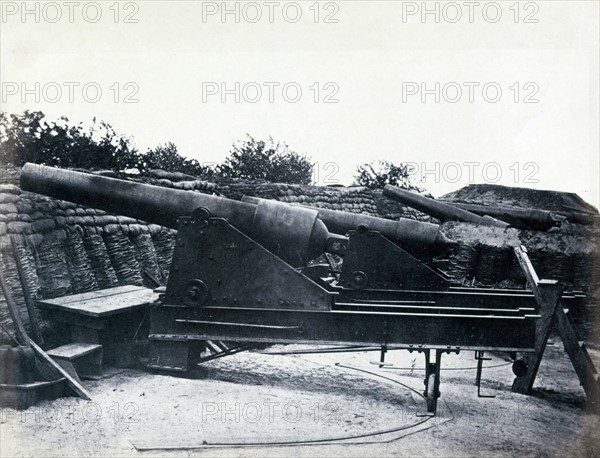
[1,1,598,207]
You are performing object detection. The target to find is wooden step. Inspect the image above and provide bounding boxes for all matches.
[47,343,103,380]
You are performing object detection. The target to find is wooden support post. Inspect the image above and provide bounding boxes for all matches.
[554,305,600,404]
[511,279,562,393]
[512,246,540,293]
[511,246,600,408]
[0,267,29,346]
[10,236,44,344]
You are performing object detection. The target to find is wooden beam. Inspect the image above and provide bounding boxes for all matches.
[511,279,563,393]
[0,267,29,346]
[1,266,92,400]
[27,336,92,401]
[512,245,540,293]
[511,245,600,407]
[554,306,600,404]
[512,245,561,393]
[10,236,44,344]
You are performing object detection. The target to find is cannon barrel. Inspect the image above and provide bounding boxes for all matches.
[442,201,599,228]
[382,185,509,228]
[436,201,563,230]
[241,195,449,246]
[19,163,344,266]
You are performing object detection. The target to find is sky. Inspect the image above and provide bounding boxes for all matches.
[1,0,599,208]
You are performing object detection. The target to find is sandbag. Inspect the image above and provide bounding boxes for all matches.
[81,227,119,289]
[103,230,143,286]
[64,226,98,294]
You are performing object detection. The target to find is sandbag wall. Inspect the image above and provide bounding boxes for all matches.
[435,222,600,291]
[0,183,176,345]
[437,184,600,292]
[216,181,434,222]
[433,221,600,340]
[116,170,434,221]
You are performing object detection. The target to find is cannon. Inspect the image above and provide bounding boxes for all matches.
[20,164,549,414]
[383,184,599,230]
[382,185,509,228]
[20,163,347,267]
[440,201,599,229]
[20,164,448,266]
[437,201,563,230]
[241,195,449,247]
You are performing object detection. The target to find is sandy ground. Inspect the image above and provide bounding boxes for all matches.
[1,336,599,457]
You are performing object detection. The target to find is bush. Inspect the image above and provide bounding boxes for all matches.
[218,135,313,185]
[1,112,313,185]
[141,142,214,177]
[354,160,423,191]
[0,111,140,171]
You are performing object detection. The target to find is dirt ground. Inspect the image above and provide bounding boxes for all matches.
[1,336,599,457]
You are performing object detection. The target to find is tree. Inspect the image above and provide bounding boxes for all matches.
[143,142,184,171]
[354,160,423,191]
[0,113,313,185]
[218,135,313,185]
[142,142,214,177]
[0,111,141,171]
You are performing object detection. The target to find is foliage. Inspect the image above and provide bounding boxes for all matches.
[1,112,313,184]
[354,160,423,191]
[142,142,215,177]
[0,110,140,171]
[218,135,313,185]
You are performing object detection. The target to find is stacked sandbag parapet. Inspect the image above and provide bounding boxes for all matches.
[434,220,600,292]
[434,184,600,291]
[93,168,219,194]
[0,181,176,345]
[216,180,435,222]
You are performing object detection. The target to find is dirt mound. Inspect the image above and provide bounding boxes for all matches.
[441,184,598,214]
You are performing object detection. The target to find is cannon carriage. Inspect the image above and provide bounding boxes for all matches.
[20,163,596,414]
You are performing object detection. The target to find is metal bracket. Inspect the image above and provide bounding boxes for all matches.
[378,321,389,367]
[163,216,332,310]
[339,229,449,291]
[475,351,496,398]
[418,349,442,416]
[379,344,388,368]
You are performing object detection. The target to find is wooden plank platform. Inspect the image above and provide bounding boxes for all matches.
[36,286,160,318]
[41,285,144,305]
[47,343,103,361]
